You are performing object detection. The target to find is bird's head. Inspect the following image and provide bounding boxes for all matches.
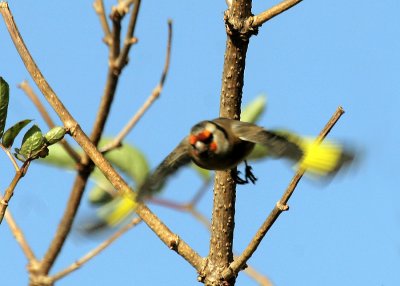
[189,121,229,157]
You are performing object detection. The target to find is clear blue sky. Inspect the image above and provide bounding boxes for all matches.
[0,1,399,285]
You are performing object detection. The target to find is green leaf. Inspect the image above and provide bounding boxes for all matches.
[0,77,10,138]
[88,185,114,205]
[1,119,32,148]
[241,94,267,123]
[13,149,26,162]
[41,138,149,187]
[101,139,150,186]
[40,143,77,169]
[44,126,66,145]
[19,125,45,159]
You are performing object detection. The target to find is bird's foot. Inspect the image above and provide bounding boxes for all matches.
[244,163,257,184]
[232,161,257,185]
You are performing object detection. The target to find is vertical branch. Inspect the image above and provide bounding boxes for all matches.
[90,0,140,146]
[222,107,345,280]
[206,0,254,284]
[93,0,112,45]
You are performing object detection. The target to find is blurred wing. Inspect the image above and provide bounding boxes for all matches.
[137,137,191,200]
[276,131,355,176]
[231,120,303,161]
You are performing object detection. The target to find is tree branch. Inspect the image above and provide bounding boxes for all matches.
[101,19,173,153]
[1,143,20,171]
[51,217,142,282]
[115,0,140,70]
[93,0,111,45]
[0,2,203,272]
[222,106,345,280]
[203,1,253,284]
[4,207,37,263]
[252,0,303,28]
[40,1,140,275]
[18,80,81,163]
[0,160,30,224]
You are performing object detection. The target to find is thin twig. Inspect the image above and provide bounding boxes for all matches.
[1,143,19,171]
[243,264,273,286]
[115,0,141,70]
[19,81,54,127]
[93,0,112,45]
[110,8,122,61]
[114,0,135,16]
[18,80,81,163]
[51,217,142,282]
[252,0,303,28]
[101,20,173,153]
[151,184,273,285]
[4,207,37,262]
[189,177,212,206]
[40,2,141,273]
[89,1,140,146]
[1,3,203,271]
[41,2,140,274]
[222,106,345,280]
[0,160,30,224]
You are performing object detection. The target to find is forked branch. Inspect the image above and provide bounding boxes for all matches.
[0,2,203,272]
[222,107,345,280]
[101,19,173,152]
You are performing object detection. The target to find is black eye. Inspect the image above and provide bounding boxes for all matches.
[202,134,213,144]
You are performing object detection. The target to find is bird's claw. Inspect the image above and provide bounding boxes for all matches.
[244,164,257,184]
[232,162,257,185]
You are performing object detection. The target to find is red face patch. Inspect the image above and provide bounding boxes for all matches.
[189,134,197,145]
[189,130,212,145]
[209,141,218,152]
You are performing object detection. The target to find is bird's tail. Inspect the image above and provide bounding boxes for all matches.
[275,131,354,176]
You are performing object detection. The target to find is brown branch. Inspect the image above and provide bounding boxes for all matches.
[0,2,203,272]
[243,265,273,286]
[0,160,30,224]
[252,0,303,28]
[1,143,19,171]
[51,217,142,282]
[204,1,253,284]
[222,106,345,280]
[115,0,141,70]
[151,184,273,285]
[110,8,122,61]
[101,19,173,153]
[4,207,37,262]
[41,167,93,274]
[89,1,140,147]
[93,0,112,45]
[40,1,141,274]
[18,80,81,163]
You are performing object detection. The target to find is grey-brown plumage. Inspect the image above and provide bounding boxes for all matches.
[137,118,353,200]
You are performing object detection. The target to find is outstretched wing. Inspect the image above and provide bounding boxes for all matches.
[230,120,304,161]
[137,137,192,200]
[231,120,354,176]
